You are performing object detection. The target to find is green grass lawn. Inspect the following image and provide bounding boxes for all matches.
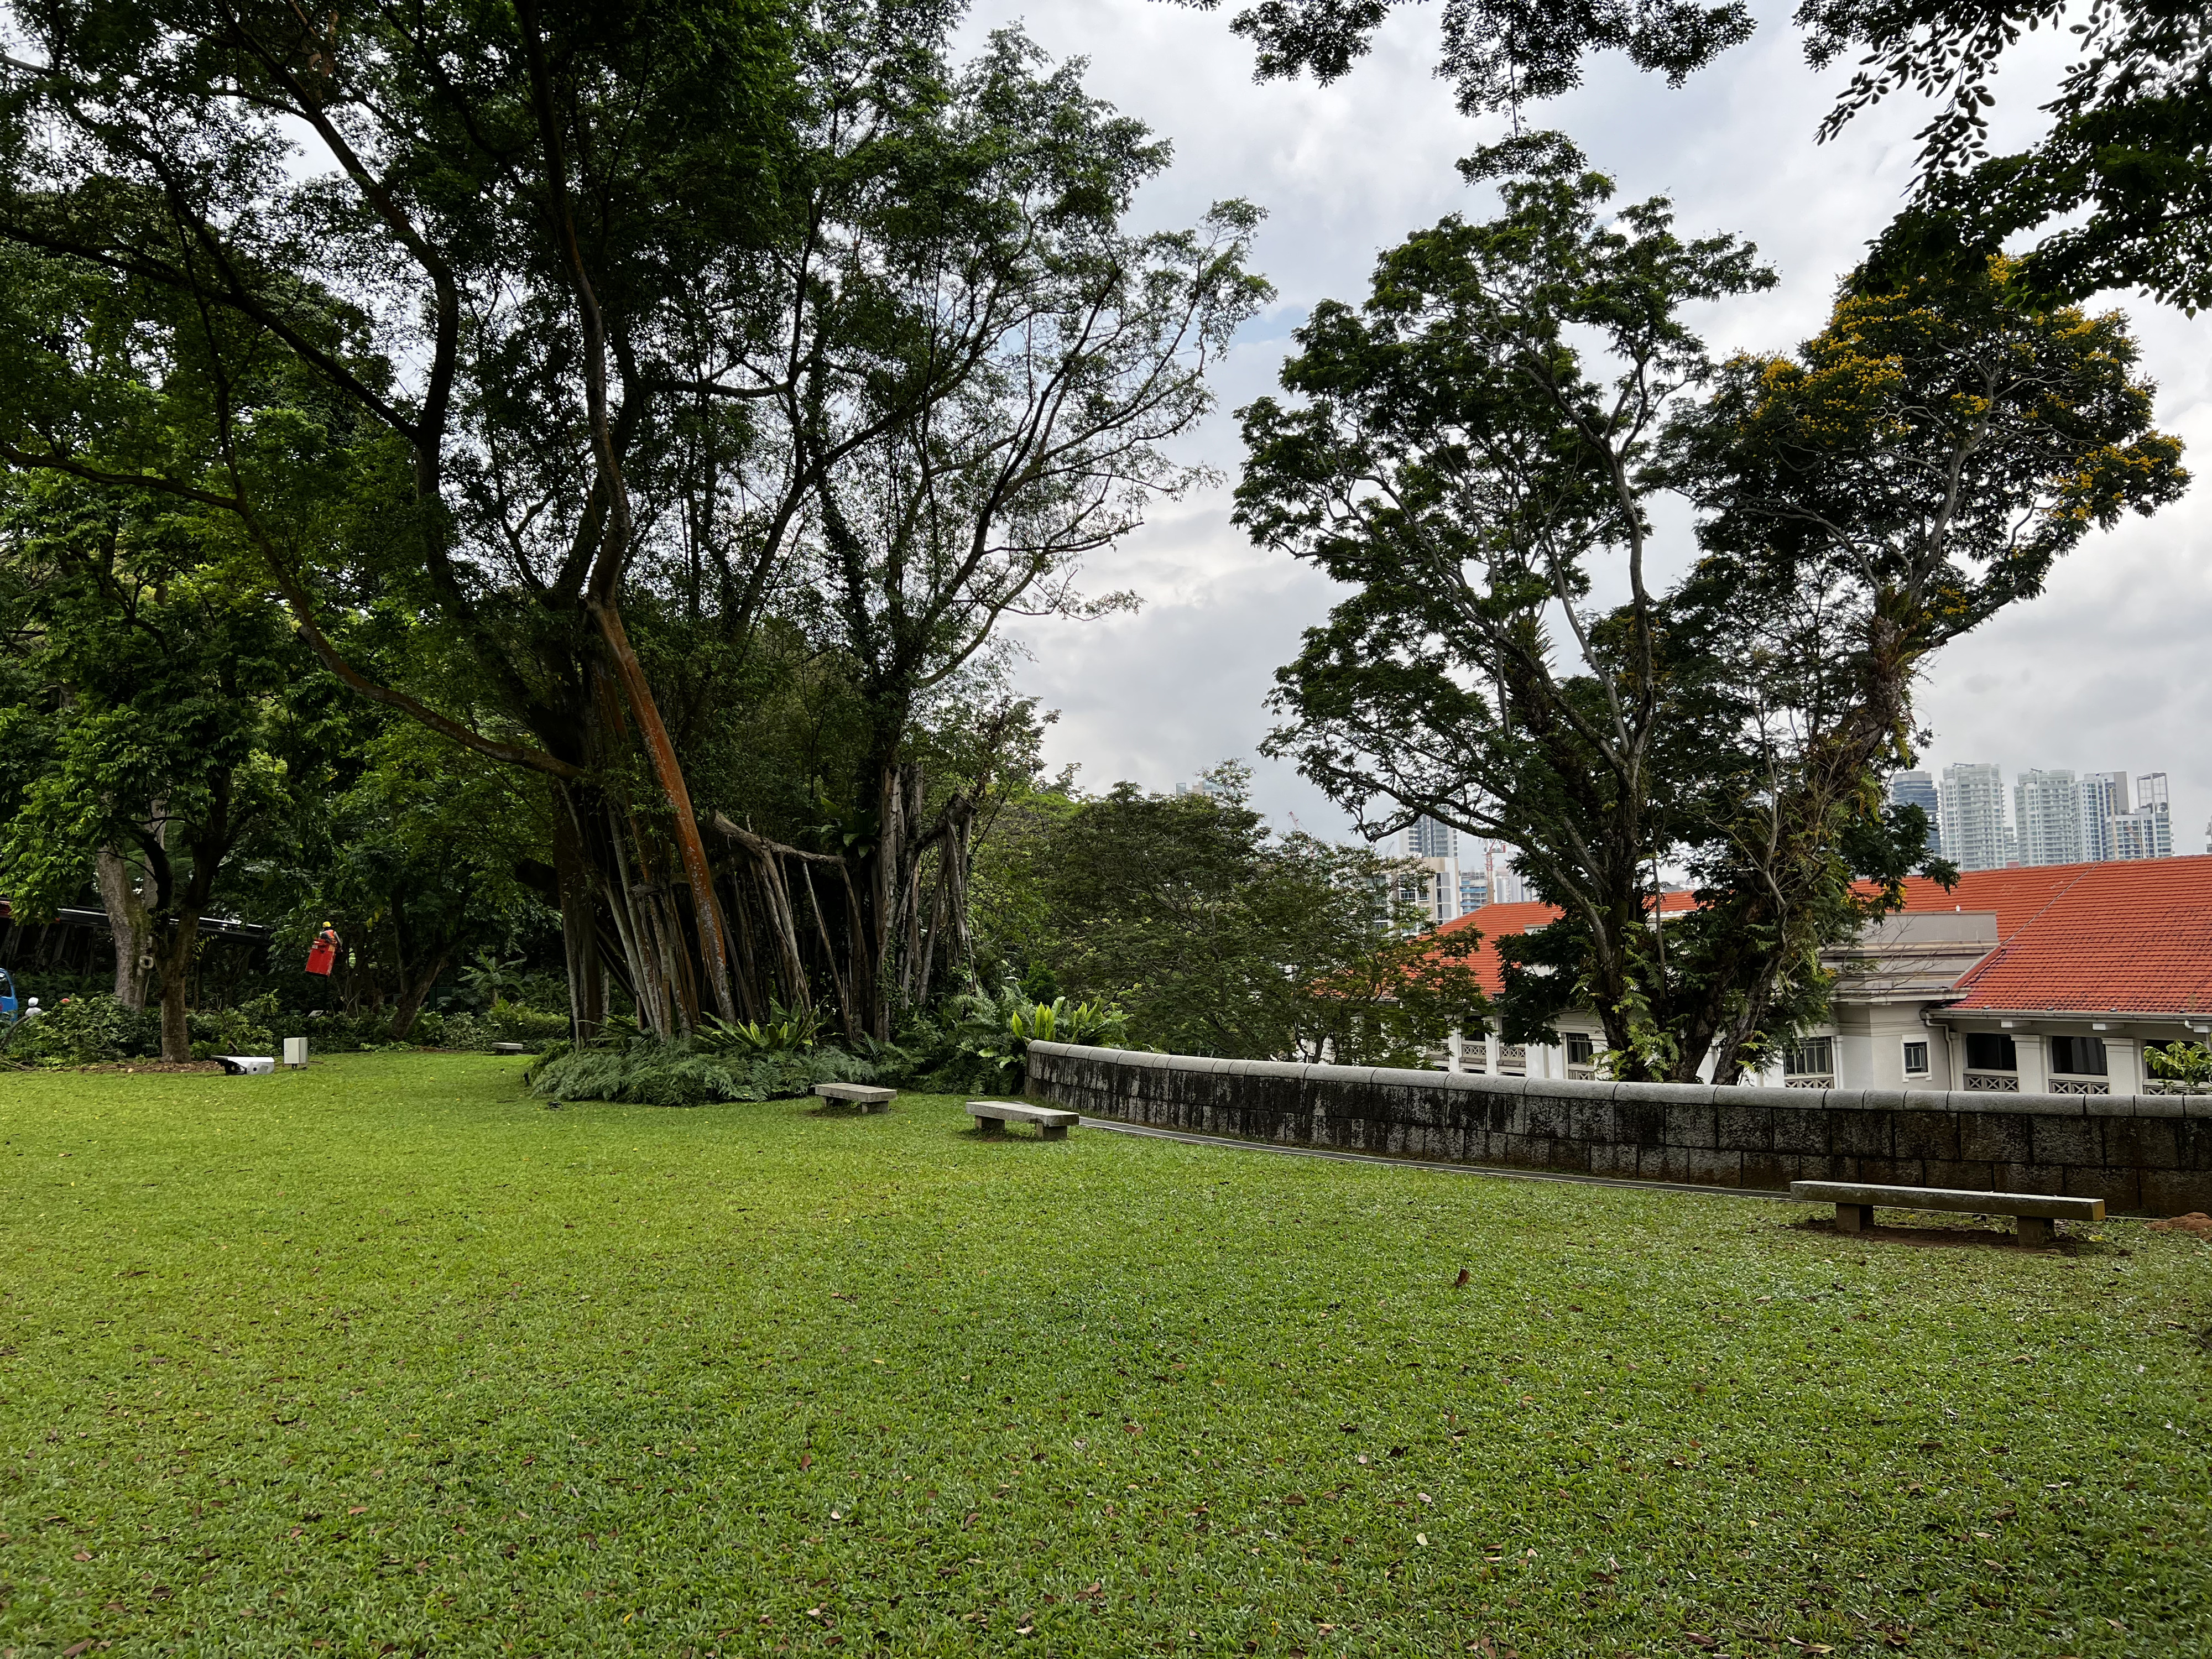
[1,1053,2206,1658]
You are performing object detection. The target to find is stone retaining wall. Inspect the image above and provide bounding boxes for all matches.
[1023,1041,2212,1215]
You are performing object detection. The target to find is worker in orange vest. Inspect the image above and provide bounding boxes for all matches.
[305,922,340,977]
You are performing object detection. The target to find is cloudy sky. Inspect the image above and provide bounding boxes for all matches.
[959,0,2212,853]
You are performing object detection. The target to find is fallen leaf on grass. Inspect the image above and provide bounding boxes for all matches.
[1454,1268,1470,1287]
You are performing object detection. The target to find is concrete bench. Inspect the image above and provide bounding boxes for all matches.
[967,1100,1078,1140]
[814,1082,896,1113]
[214,1055,275,1076]
[1791,1180,2104,1248]
[491,1041,528,1055]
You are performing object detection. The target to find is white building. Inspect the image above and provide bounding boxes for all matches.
[2109,773,2174,860]
[1433,858,2212,1093]
[2080,771,2130,861]
[1938,763,2010,872]
[2013,769,2083,866]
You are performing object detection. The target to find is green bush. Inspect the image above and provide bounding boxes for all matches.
[696,1001,823,1057]
[524,1040,877,1107]
[2147,1041,2212,1089]
[487,1001,570,1047]
[186,1005,278,1062]
[878,982,1131,1094]
[2,995,163,1065]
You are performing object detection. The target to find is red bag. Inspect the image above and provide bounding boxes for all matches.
[305,927,340,977]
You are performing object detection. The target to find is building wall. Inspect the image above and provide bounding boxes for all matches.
[1939,764,2010,872]
[1027,1041,2212,1214]
[2080,772,2129,861]
[2014,770,2084,866]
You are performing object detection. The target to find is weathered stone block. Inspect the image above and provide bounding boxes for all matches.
[2103,1117,2180,1172]
[1852,1157,1926,1186]
[1716,1104,1773,1152]
[1993,1162,2067,1196]
[1684,1147,1745,1186]
[1829,1111,1890,1158]
[2142,1171,2212,1214]
[1522,1091,1574,1140]
[1893,1110,1960,1162]
[1590,1141,1639,1178]
[1739,1154,1792,1191]
[2064,1166,2141,1210]
[1922,1159,1999,1191]
[2031,1115,2103,1168]
[1771,1107,1829,1155]
[1664,1103,1719,1150]
[1959,1113,2034,1164]
[2174,1120,2212,1172]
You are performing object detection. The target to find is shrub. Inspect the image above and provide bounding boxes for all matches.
[879,982,1131,1094]
[2147,1041,2212,1089]
[525,1041,877,1107]
[186,1005,277,1062]
[2,995,163,1065]
[486,1001,570,1047]
[696,1001,823,1057]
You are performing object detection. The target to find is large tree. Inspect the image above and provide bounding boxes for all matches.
[0,477,319,1059]
[0,3,1259,1042]
[1240,135,1774,1078]
[1031,767,1490,1063]
[1183,0,2212,310]
[1240,140,2184,1079]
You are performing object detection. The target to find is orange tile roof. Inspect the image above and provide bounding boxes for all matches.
[1427,893,1697,997]
[1896,857,2212,1016]
[1429,900,1557,997]
[1429,859,2212,1015]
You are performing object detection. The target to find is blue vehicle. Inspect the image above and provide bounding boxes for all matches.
[0,965,18,1022]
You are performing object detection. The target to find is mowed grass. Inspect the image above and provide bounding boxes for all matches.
[1,1055,2208,1658]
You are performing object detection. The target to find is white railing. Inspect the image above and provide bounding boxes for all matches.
[1963,1071,2021,1092]
[2049,1077,2111,1095]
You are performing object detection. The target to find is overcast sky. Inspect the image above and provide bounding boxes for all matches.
[957,0,2212,855]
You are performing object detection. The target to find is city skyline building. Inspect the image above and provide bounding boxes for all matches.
[2013,769,2084,867]
[1887,770,1943,859]
[2110,772,2174,860]
[2080,771,2130,862]
[1938,763,2011,872]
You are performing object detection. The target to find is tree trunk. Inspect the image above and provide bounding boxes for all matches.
[157,915,200,1063]
[550,782,608,1043]
[387,947,453,1041]
[95,844,155,1009]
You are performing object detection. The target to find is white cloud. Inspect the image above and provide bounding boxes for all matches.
[972,0,2212,850]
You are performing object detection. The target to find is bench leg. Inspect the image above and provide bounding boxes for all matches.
[975,1117,1005,1139]
[1835,1203,1875,1234]
[1040,1123,1068,1141]
[2017,1215,2053,1248]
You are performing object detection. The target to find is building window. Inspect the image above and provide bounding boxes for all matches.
[1784,1037,1834,1077]
[1564,1033,1595,1065]
[1964,1032,2017,1072]
[2049,1034,2107,1076]
[1902,1040,1929,1076]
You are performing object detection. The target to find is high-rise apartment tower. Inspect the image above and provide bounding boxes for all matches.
[1938,764,2011,872]
[2013,769,2084,865]
[1887,770,1942,858]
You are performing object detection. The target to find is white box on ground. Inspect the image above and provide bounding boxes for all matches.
[216,1055,276,1076]
[283,1036,308,1068]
